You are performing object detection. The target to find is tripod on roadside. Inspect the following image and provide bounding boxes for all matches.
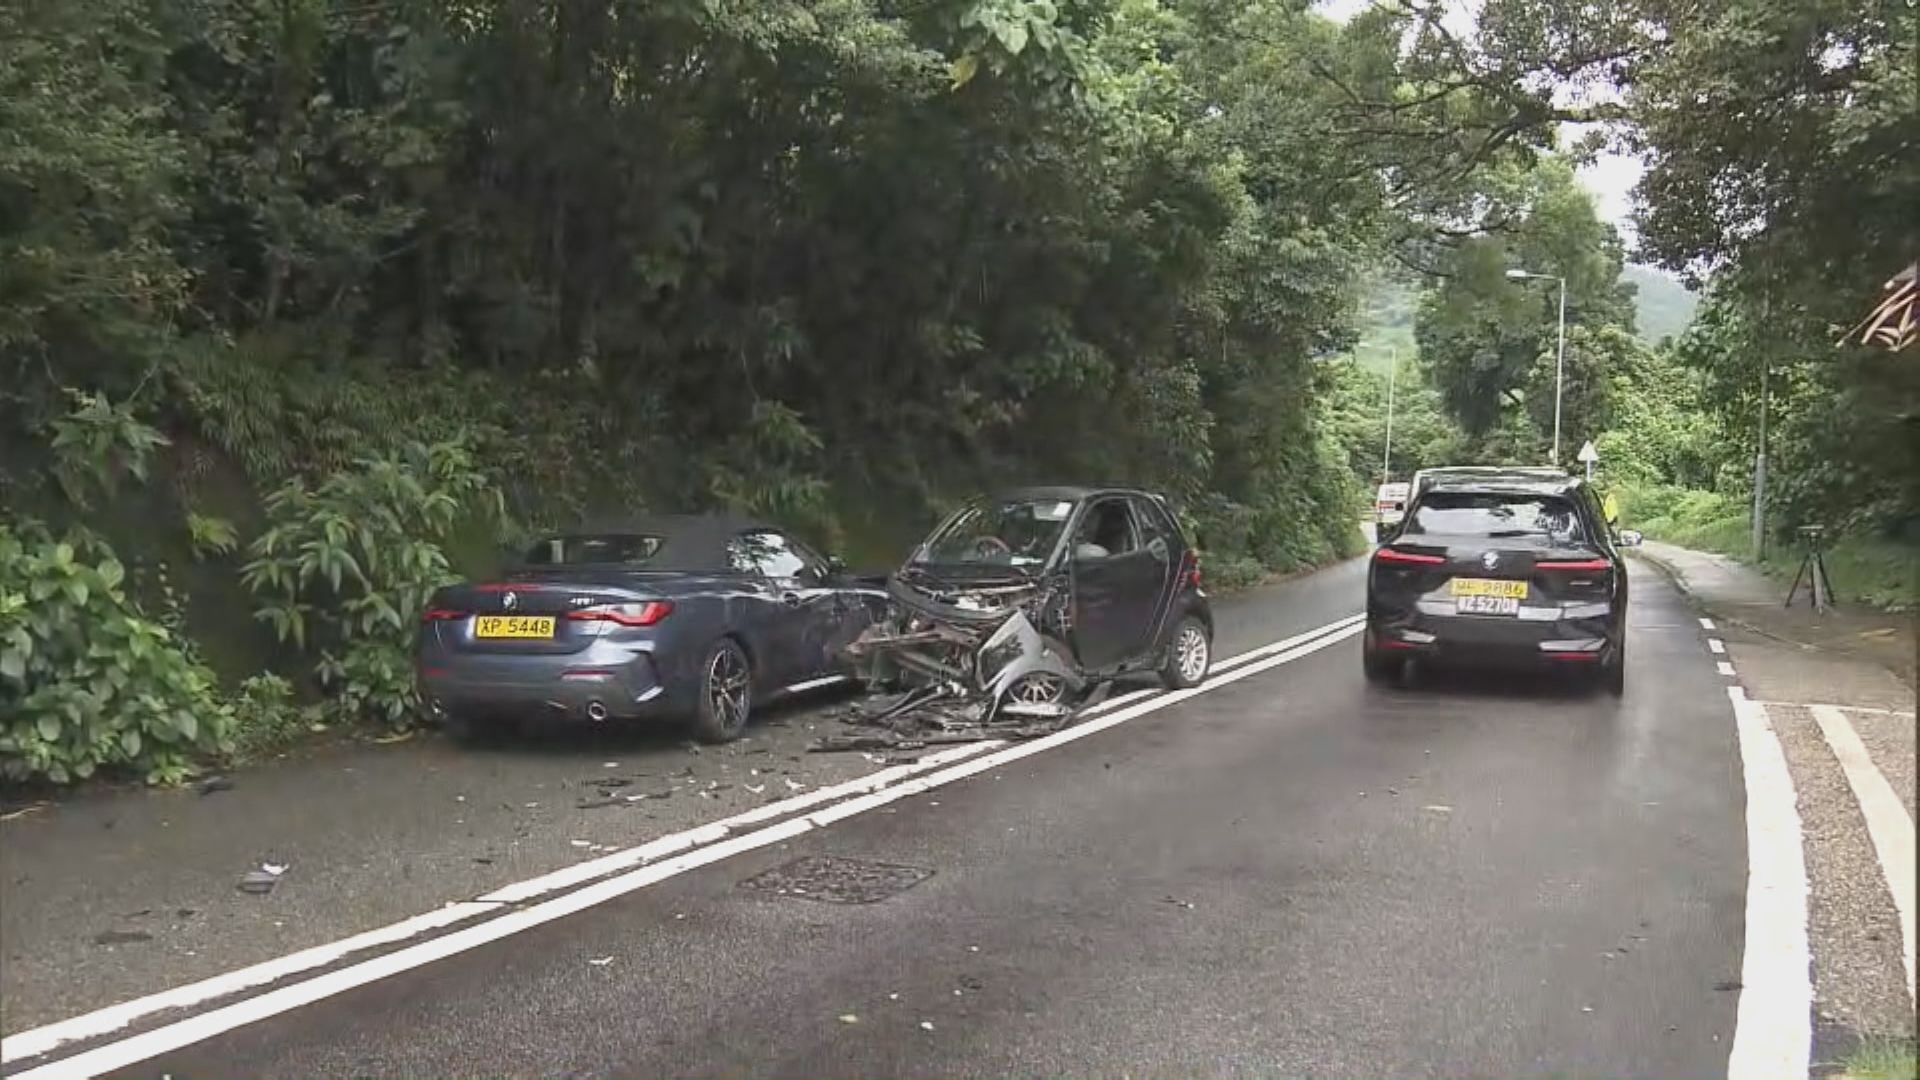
[1783,524,1835,613]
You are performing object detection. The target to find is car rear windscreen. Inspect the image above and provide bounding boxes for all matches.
[524,534,664,565]
[1402,493,1585,543]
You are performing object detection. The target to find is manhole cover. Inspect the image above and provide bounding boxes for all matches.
[738,855,934,905]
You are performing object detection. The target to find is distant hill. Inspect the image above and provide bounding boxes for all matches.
[1622,264,1699,344]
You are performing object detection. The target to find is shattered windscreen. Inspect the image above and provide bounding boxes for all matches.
[913,499,1074,569]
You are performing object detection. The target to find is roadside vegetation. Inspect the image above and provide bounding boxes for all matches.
[3,0,1912,784]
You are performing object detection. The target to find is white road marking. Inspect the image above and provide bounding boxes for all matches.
[1718,661,1737,677]
[1810,705,1916,1007]
[1700,617,1717,630]
[0,902,494,1064]
[1213,613,1364,674]
[1725,688,1813,1080]
[1708,638,1727,655]
[6,614,1364,1077]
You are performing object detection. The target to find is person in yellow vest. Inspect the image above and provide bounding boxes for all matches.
[1602,490,1620,527]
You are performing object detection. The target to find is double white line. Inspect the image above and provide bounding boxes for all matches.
[4,612,1365,1079]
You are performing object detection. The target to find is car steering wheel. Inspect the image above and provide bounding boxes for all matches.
[971,536,1012,559]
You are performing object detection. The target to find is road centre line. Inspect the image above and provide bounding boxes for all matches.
[1700,617,1716,630]
[1717,661,1737,677]
[5,614,1365,1076]
[1725,687,1813,1080]
[1708,638,1727,654]
[1810,705,1916,1007]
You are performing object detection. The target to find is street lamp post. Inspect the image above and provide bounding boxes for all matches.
[1506,269,1569,466]
[1380,346,1397,489]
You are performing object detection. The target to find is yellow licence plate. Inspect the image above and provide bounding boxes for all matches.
[474,615,556,639]
[1449,578,1528,599]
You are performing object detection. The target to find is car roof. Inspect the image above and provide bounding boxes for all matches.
[1421,474,1587,497]
[992,485,1160,504]
[536,513,779,572]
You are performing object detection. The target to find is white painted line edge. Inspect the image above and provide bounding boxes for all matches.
[1708,638,1727,655]
[0,902,494,1064]
[7,614,1374,1068]
[779,674,853,694]
[1725,687,1813,1080]
[1700,617,1717,630]
[8,617,1364,1080]
[1810,705,1916,1007]
[1718,661,1737,677]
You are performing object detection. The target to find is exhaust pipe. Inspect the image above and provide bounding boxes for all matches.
[585,700,609,722]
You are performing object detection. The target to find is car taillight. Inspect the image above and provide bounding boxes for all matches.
[1374,547,1444,565]
[1185,553,1203,588]
[421,608,467,622]
[1535,559,1611,572]
[565,601,673,627]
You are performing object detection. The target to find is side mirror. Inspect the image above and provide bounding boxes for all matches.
[826,555,847,573]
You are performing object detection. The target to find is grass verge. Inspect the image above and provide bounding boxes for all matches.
[1840,1036,1918,1080]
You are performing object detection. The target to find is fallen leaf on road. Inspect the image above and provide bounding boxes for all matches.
[1422,805,1453,814]
[603,761,621,768]
[588,956,614,967]
[888,993,900,1001]
[745,784,766,794]
[919,1021,935,1032]
[569,839,592,848]
[785,779,806,790]
[261,861,289,876]
[838,1014,859,1024]
[370,730,415,745]
[0,803,48,821]
[93,929,153,946]
[197,776,235,795]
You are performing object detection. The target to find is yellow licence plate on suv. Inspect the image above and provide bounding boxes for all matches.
[474,615,556,639]
[1449,578,1528,599]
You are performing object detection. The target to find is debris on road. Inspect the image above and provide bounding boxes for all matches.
[919,1021,935,1032]
[838,1014,859,1024]
[237,862,288,895]
[0,802,48,821]
[1161,896,1196,910]
[588,956,614,967]
[92,929,153,946]
[1422,804,1453,814]
[197,775,235,796]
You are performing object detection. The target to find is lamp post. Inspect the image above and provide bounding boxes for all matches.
[1506,268,1569,466]
[1380,346,1398,489]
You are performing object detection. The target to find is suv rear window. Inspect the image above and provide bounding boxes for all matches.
[524,534,663,565]
[1402,493,1586,543]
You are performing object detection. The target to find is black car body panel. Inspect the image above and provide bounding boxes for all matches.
[416,515,886,729]
[1365,475,1627,677]
[846,486,1213,717]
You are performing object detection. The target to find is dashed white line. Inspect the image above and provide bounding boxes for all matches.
[5,615,1365,1078]
[1700,617,1717,631]
[1810,705,1916,1007]
[1725,688,1813,1080]
[1708,638,1727,655]
[1717,661,1737,677]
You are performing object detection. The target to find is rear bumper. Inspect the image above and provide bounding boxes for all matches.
[1368,605,1620,668]
[416,647,684,723]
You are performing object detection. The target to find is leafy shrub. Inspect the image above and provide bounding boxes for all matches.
[226,673,321,761]
[240,441,502,728]
[46,391,170,509]
[0,522,231,784]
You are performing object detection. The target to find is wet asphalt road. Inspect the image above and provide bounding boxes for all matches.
[114,559,1748,1078]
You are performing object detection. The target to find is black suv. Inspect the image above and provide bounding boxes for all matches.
[1364,472,1627,693]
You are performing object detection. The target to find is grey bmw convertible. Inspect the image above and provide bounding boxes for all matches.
[415,515,886,743]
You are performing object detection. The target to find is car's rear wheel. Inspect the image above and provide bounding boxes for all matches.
[1159,616,1211,689]
[691,637,753,743]
[1603,639,1626,696]
[1361,634,1400,685]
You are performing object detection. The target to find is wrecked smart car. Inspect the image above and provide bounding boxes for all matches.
[841,487,1214,732]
